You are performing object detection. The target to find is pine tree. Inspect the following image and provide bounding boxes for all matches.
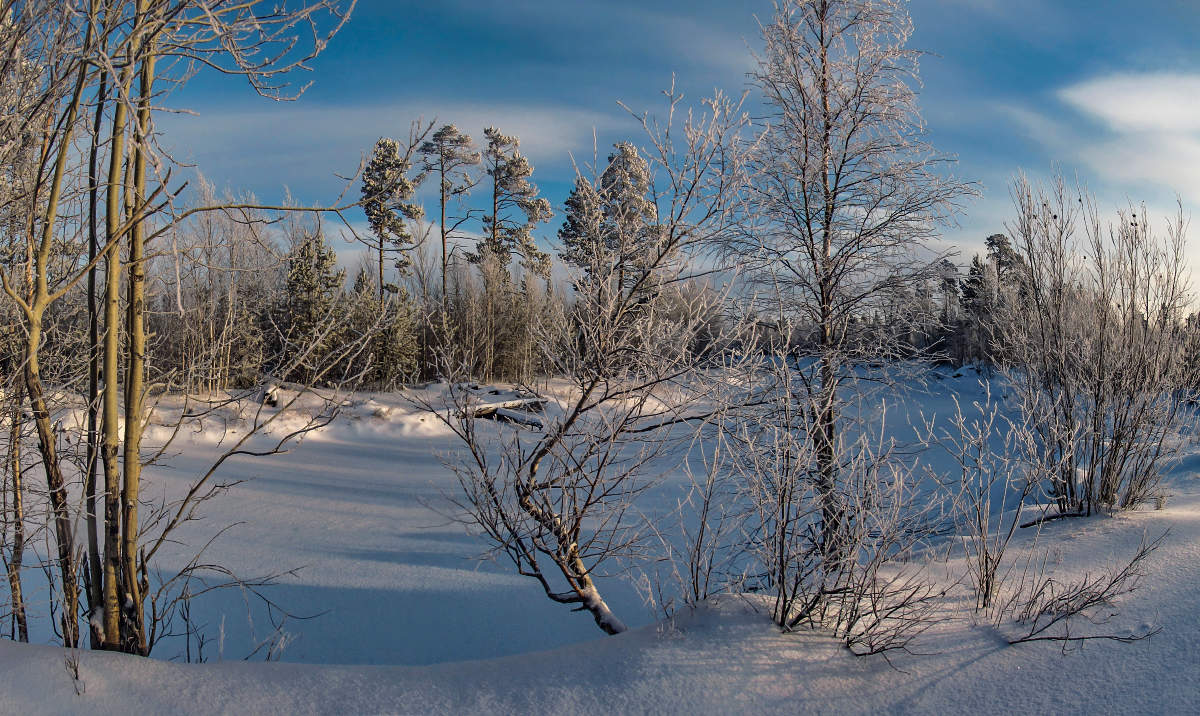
[419,125,480,311]
[959,234,1030,365]
[557,176,606,276]
[278,231,345,383]
[600,143,659,296]
[473,127,553,278]
[341,266,378,381]
[361,137,425,309]
[961,252,1001,364]
[378,294,419,386]
[558,142,660,298]
[341,265,418,388]
[961,254,990,316]
[934,258,965,363]
[459,128,554,380]
[985,233,1025,289]
[937,258,961,322]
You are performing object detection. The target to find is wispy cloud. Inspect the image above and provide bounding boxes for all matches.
[994,72,1200,208]
[158,100,629,203]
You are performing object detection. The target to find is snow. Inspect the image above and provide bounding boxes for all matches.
[3,375,1200,714]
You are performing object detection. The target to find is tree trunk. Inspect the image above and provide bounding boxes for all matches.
[815,3,842,562]
[101,42,134,651]
[4,383,28,643]
[84,70,107,646]
[121,21,155,654]
[440,156,448,315]
[24,330,80,647]
[568,554,626,635]
[18,18,94,645]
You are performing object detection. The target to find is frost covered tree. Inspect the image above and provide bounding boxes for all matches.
[559,142,660,299]
[725,0,975,630]
[0,0,356,655]
[999,175,1196,516]
[557,176,605,274]
[474,127,552,277]
[459,128,554,379]
[277,230,346,383]
[959,233,1028,364]
[419,124,480,310]
[361,123,433,308]
[343,265,418,387]
[434,87,749,635]
[149,182,279,392]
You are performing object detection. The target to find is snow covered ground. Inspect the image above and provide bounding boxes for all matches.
[3,374,1199,714]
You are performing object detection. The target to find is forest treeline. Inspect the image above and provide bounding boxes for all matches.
[13,140,1176,399]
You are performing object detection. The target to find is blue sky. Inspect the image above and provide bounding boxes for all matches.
[160,0,1200,269]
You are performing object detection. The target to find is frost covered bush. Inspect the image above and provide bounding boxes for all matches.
[999,175,1198,516]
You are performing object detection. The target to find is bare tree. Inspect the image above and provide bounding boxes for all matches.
[426,87,750,634]
[724,340,945,655]
[936,385,1168,647]
[635,400,753,622]
[934,386,1039,611]
[1002,532,1165,647]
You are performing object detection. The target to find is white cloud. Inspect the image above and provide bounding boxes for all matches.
[995,73,1200,209]
[1073,133,1200,202]
[1059,73,1200,133]
[997,103,1072,148]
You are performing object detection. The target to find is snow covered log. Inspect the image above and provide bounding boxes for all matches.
[457,384,548,420]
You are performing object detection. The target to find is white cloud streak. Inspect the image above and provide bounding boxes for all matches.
[158,100,628,202]
[997,72,1200,208]
[1060,73,1200,133]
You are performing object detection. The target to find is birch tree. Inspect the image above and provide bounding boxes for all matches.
[0,0,357,654]
[727,0,974,627]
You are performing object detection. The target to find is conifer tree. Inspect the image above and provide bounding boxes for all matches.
[985,233,1026,289]
[961,254,991,314]
[557,176,606,276]
[936,258,961,322]
[279,231,345,383]
[361,136,425,309]
[558,142,659,298]
[378,295,419,386]
[473,127,552,278]
[419,124,480,311]
[960,234,1029,364]
[344,265,419,387]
